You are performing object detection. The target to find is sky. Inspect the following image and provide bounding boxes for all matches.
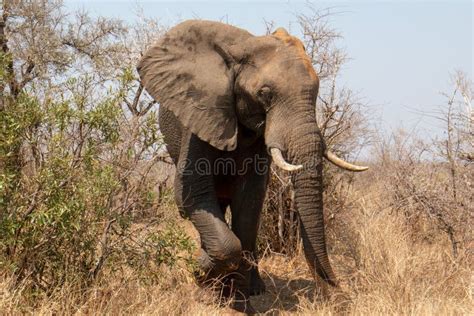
[64,0,473,139]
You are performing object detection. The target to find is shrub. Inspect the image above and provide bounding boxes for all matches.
[0,2,191,298]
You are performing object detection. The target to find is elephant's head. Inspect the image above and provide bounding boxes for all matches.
[138,20,367,287]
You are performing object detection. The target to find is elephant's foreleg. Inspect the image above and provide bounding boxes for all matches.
[230,155,270,296]
[174,134,242,283]
[177,183,242,283]
[190,207,242,281]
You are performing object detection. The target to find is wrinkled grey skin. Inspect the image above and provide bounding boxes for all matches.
[138,20,336,311]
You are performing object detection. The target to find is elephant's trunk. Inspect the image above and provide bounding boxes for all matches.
[266,102,337,286]
[289,113,337,286]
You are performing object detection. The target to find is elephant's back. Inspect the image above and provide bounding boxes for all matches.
[159,106,183,163]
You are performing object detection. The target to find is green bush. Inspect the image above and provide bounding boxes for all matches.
[0,2,194,295]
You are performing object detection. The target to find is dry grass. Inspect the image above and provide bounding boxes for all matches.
[1,168,472,316]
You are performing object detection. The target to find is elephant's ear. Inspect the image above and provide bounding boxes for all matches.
[138,20,252,151]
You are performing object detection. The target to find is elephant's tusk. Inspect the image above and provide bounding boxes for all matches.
[270,148,303,172]
[324,150,369,172]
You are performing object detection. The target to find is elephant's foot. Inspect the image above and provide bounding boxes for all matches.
[249,268,266,296]
[194,247,241,287]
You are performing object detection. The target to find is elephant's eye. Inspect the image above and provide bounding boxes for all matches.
[257,86,273,104]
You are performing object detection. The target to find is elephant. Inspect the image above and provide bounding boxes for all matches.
[137,20,367,313]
